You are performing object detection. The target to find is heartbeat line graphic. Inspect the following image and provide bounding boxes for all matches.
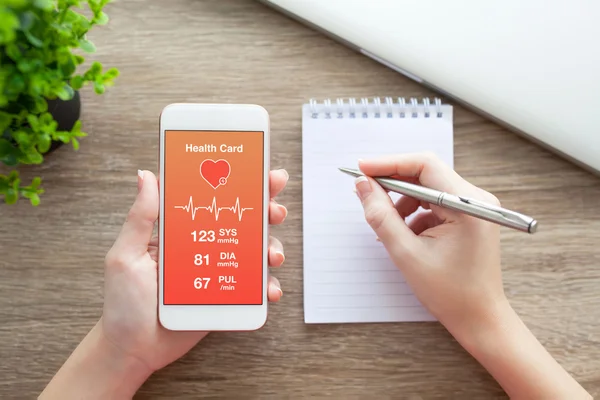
[174,196,254,221]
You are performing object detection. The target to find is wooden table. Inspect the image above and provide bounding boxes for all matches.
[1,0,599,398]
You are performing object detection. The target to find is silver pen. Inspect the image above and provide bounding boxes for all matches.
[339,167,538,234]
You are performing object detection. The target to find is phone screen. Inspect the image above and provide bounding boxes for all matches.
[163,130,264,305]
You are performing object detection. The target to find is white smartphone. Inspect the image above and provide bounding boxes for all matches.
[158,103,270,331]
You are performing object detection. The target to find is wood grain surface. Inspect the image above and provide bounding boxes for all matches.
[1,0,599,398]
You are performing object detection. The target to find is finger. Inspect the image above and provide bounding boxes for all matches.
[358,152,470,194]
[268,236,285,267]
[269,169,289,198]
[113,170,159,256]
[408,211,442,236]
[269,199,287,225]
[394,195,421,219]
[354,176,418,260]
[359,153,471,222]
[267,275,283,302]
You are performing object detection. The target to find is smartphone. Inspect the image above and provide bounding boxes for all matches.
[158,103,270,331]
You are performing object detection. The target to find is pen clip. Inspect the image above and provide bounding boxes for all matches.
[457,196,535,226]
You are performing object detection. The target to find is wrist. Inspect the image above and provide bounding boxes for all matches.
[40,320,153,399]
[445,299,591,399]
[444,296,515,352]
[92,319,154,397]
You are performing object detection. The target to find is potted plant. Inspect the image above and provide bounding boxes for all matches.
[0,0,119,206]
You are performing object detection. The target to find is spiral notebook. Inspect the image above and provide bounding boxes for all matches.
[302,97,454,324]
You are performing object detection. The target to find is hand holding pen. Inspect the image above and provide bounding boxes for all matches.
[340,165,537,234]
[345,152,513,328]
[346,153,586,400]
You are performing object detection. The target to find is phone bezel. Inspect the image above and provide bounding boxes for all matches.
[158,103,270,331]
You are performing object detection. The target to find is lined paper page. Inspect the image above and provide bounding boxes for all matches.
[302,101,453,323]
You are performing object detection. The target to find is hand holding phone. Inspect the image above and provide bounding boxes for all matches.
[38,105,287,395]
[99,117,285,377]
[158,103,274,331]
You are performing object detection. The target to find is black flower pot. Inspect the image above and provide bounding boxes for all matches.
[45,90,81,154]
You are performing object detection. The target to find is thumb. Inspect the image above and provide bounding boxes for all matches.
[355,176,418,260]
[112,169,159,257]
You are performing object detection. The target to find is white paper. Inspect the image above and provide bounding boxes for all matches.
[302,101,454,323]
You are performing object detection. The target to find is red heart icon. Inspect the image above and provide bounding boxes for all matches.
[200,159,230,189]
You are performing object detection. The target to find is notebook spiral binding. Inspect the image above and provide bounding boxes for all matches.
[308,97,444,119]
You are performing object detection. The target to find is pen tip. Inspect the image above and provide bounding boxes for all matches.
[338,167,362,177]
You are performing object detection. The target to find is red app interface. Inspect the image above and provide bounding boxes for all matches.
[163,130,264,305]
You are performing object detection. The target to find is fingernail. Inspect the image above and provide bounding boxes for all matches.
[276,250,285,264]
[375,236,381,242]
[280,169,289,181]
[277,287,283,297]
[354,176,371,200]
[137,170,144,193]
[278,204,288,219]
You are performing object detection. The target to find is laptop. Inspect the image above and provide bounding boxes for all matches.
[260,0,600,175]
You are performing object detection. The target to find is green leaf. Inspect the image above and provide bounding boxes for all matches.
[70,120,86,138]
[104,67,120,79]
[28,193,41,206]
[102,67,119,86]
[0,112,12,133]
[18,109,28,121]
[71,137,79,150]
[79,38,96,53]
[38,133,51,153]
[0,138,20,166]
[38,112,58,135]
[54,131,70,143]
[3,0,28,7]
[0,176,8,192]
[70,75,85,90]
[93,81,105,94]
[90,61,102,75]
[56,48,71,64]
[4,188,18,204]
[60,57,76,77]
[12,175,20,192]
[0,9,19,45]
[27,73,49,97]
[74,55,85,65]
[25,148,43,164]
[17,58,42,73]
[12,130,31,146]
[48,119,58,132]
[71,119,82,134]
[6,43,21,61]
[55,84,75,100]
[33,0,53,10]
[24,30,44,47]
[18,11,36,31]
[88,0,101,13]
[93,11,108,25]
[34,96,48,113]
[27,115,40,131]
[39,112,53,126]
[5,73,25,96]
